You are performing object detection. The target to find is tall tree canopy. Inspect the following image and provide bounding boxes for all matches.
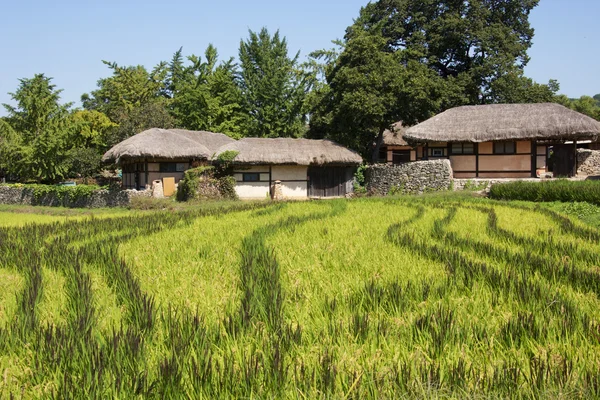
[166,45,246,137]
[349,0,544,104]
[2,74,72,182]
[309,0,560,160]
[82,61,174,147]
[309,29,446,160]
[239,28,313,138]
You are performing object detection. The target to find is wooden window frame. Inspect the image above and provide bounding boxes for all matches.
[493,141,516,155]
[450,142,475,155]
[242,173,260,182]
[429,148,446,157]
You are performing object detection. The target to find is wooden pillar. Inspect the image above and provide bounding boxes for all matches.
[573,140,578,177]
[531,140,537,178]
[475,143,480,178]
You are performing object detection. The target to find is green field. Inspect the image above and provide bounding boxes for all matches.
[1,196,600,398]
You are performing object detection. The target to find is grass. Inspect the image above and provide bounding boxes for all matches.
[0,195,599,398]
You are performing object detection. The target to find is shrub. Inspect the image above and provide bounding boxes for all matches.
[489,180,600,205]
[176,166,238,201]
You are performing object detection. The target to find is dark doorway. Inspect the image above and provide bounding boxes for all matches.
[308,167,350,198]
[392,150,411,164]
[552,144,576,177]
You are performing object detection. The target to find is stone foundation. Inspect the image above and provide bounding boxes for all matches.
[577,149,600,176]
[366,160,453,195]
[0,185,150,208]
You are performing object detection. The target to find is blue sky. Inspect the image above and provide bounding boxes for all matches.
[1,0,598,115]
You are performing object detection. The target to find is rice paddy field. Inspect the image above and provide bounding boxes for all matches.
[1,196,600,398]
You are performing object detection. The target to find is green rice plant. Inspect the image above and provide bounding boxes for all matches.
[490,179,600,205]
[1,196,600,397]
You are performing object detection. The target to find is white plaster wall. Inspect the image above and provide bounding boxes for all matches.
[271,165,307,181]
[281,182,307,198]
[235,182,270,199]
[272,166,308,198]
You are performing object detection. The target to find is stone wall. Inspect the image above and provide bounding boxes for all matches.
[366,160,453,195]
[0,185,150,208]
[577,149,600,176]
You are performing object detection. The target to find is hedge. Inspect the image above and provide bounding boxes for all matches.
[489,180,600,205]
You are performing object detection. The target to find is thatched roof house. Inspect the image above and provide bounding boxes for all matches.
[404,103,600,143]
[214,138,362,199]
[381,103,600,178]
[102,128,236,190]
[214,138,363,166]
[102,128,235,163]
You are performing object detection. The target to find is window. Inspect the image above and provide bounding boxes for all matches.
[243,173,260,182]
[428,147,446,157]
[122,163,145,173]
[160,163,186,172]
[494,142,516,154]
[451,143,475,155]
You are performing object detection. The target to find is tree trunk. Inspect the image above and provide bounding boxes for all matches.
[371,126,386,164]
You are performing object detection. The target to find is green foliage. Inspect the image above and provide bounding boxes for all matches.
[489,180,600,205]
[68,109,117,149]
[176,165,238,201]
[82,61,174,146]
[176,166,214,201]
[348,0,541,105]
[167,46,246,138]
[2,74,72,182]
[64,147,102,180]
[4,198,600,397]
[1,183,101,205]
[461,179,489,191]
[216,176,238,200]
[239,28,313,138]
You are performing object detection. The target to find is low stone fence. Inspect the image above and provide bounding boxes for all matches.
[365,160,453,195]
[577,149,600,176]
[0,185,150,208]
[453,178,542,193]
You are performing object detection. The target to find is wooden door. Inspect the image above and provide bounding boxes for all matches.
[308,167,348,198]
[552,145,576,177]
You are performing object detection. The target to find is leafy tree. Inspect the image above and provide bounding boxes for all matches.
[2,74,72,182]
[82,61,173,146]
[309,29,447,161]
[167,45,246,137]
[239,28,313,138]
[348,0,542,104]
[569,96,600,121]
[69,110,117,149]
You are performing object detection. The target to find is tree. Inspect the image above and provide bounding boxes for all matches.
[348,0,541,104]
[82,61,173,146]
[2,74,72,182]
[167,45,246,137]
[239,28,313,138]
[309,29,446,161]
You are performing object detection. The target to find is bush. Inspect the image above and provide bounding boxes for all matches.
[176,166,238,201]
[489,180,600,205]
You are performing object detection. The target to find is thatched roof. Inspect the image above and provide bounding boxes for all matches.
[102,128,236,163]
[382,121,409,146]
[214,138,363,166]
[404,103,600,143]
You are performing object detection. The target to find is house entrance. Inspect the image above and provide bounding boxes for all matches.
[308,167,350,198]
[552,144,576,177]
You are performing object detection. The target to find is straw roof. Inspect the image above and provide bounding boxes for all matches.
[404,103,600,143]
[102,128,236,163]
[382,121,409,146]
[214,138,363,166]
